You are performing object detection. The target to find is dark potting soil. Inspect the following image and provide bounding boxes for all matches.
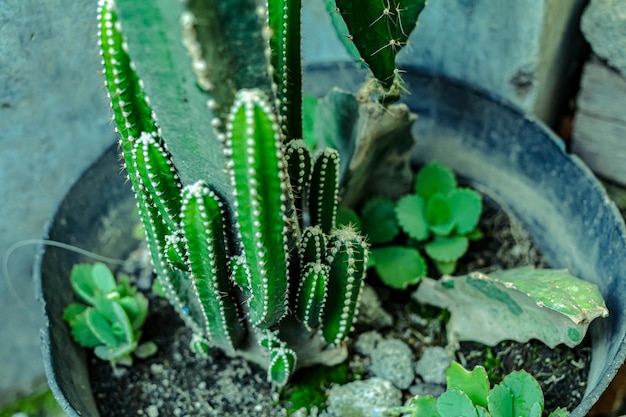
[89,202,592,416]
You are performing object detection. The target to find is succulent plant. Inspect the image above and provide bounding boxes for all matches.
[63,263,157,366]
[394,361,569,417]
[95,0,423,386]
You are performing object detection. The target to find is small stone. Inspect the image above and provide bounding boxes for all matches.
[370,339,415,389]
[415,346,452,385]
[354,331,383,356]
[150,363,164,375]
[146,405,159,417]
[409,381,446,398]
[327,377,402,417]
[357,285,394,328]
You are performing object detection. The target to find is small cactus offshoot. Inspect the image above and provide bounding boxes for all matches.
[96,0,386,387]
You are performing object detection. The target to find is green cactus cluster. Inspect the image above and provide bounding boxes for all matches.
[94,0,415,386]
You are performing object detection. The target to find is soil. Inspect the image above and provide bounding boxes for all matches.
[89,201,592,417]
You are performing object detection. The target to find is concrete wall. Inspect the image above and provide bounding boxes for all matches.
[0,0,114,403]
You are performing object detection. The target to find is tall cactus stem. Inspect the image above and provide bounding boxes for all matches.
[295,262,329,331]
[267,0,303,141]
[99,0,203,335]
[181,181,246,352]
[322,226,368,345]
[225,89,290,328]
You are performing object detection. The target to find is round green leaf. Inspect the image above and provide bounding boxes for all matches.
[449,188,482,234]
[501,370,544,416]
[91,262,118,294]
[361,197,399,244]
[425,236,469,263]
[396,194,429,241]
[437,390,478,417]
[371,246,426,289]
[426,194,455,235]
[446,362,490,409]
[487,384,513,417]
[416,162,457,201]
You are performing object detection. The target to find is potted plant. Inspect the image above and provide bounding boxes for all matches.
[36,0,626,416]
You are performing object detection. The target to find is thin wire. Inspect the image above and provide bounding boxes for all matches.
[2,239,127,321]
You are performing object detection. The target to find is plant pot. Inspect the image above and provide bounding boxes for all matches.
[36,66,626,417]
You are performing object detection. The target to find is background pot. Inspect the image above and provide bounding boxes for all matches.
[37,66,626,416]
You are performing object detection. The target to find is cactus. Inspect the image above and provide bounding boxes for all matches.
[325,0,426,100]
[95,0,423,387]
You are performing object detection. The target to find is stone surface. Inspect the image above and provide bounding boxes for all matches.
[303,0,587,124]
[572,58,626,186]
[581,0,626,77]
[370,339,415,390]
[326,377,402,417]
[0,0,115,404]
[356,285,393,329]
[354,331,383,357]
[415,347,452,385]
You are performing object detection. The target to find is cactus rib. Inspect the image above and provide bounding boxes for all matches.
[309,148,340,234]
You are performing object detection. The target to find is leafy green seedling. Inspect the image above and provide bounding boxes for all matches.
[64,262,157,366]
[357,161,483,289]
[397,161,482,274]
[387,361,568,417]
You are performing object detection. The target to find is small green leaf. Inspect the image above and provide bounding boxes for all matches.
[94,342,136,363]
[94,295,135,345]
[501,371,544,417]
[426,194,455,235]
[466,228,484,241]
[63,303,87,323]
[487,383,513,417]
[548,407,569,417]
[134,341,158,359]
[449,188,482,234]
[91,262,118,295]
[119,292,149,331]
[361,197,399,244]
[446,362,490,409]
[416,162,457,201]
[425,236,469,263]
[434,260,457,275]
[395,194,429,241]
[67,308,101,348]
[437,390,478,417]
[336,206,362,231]
[69,264,98,305]
[409,395,441,417]
[371,246,426,289]
[85,308,119,348]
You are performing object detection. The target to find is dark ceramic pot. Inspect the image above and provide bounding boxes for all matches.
[36,66,626,416]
